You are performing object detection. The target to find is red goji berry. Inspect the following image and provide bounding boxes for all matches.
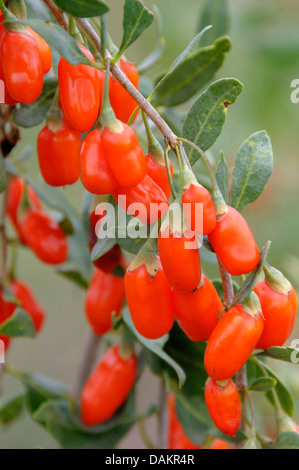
[26,27,52,74]
[19,210,68,265]
[182,183,216,236]
[109,60,139,123]
[146,154,173,200]
[205,378,241,438]
[208,206,260,276]
[85,268,125,336]
[173,275,222,341]
[10,279,45,332]
[1,29,43,104]
[81,344,137,426]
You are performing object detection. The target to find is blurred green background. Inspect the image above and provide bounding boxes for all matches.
[1,0,299,448]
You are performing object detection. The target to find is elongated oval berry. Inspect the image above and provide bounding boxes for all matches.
[88,211,122,273]
[205,378,241,438]
[158,229,201,293]
[204,303,264,380]
[173,275,222,341]
[37,122,81,187]
[109,60,139,123]
[168,394,201,449]
[125,258,174,340]
[80,129,118,195]
[58,46,101,133]
[10,280,45,332]
[113,175,169,226]
[19,210,68,265]
[146,154,173,200]
[0,25,17,105]
[182,183,216,235]
[81,344,137,426]
[101,123,146,188]
[1,30,43,104]
[6,177,41,243]
[26,27,52,74]
[208,206,260,276]
[254,279,298,350]
[85,268,125,336]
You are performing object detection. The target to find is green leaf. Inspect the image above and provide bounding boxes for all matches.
[183,78,243,164]
[5,19,92,66]
[0,308,35,338]
[123,308,186,388]
[152,36,231,107]
[268,431,299,449]
[231,131,273,212]
[6,368,69,415]
[0,395,25,426]
[262,363,294,417]
[55,263,89,289]
[0,153,7,193]
[175,394,211,444]
[229,241,271,308]
[260,346,299,364]
[118,0,154,57]
[137,6,164,74]
[13,78,57,128]
[248,377,277,392]
[215,151,230,203]
[33,394,139,449]
[54,0,109,17]
[197,0,230,46]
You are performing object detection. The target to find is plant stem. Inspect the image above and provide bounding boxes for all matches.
[158,381,168,449]
[42,0,68,29]
[139,418,156,449]
[72,330,101,398]
[164,146,176,199]
[217,257,234,307]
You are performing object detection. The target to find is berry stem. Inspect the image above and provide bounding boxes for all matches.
[72,330,101,398]
[164,146,176,200]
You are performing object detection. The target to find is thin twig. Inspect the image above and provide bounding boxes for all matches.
[42,0,68,29]
[158,381,168,449]
[72,330,101,398]
[217,257,234,307]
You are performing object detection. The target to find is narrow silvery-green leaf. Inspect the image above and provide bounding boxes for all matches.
[269,432,299,449]
[197,0,230,46]
[13,78,57,128]
[0,308,35,338]
[248,377,277,392]
[231,131,273,212]
[0,395,25,426]
[261,346,299,364]
[118,0,154,57]
[216,151,230,203]
[152,37,231,107]
[54,0,109,18]
[183,78,243,164]
[137,6,164,74]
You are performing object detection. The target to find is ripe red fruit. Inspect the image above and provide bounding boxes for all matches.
[1,30,43,104]
[173,275,222,341]
[26,27,52,74]
[88,211,122,273]
[6,177,41,242]
[85,268,125,336]
[182,183,216,235]
[58,46,101,133]
[209,438,230,449]
[81,344,137,426]
[205,378,241,438]
[37,121,81,187]
[109,60,139,123]
[158,229,201,293]
[9,280,45,332]
[168,394,201,449]
[19,210,68,265]
[125,257,174,340]
[80,129,118,195]
[101,123,146,188]
[0,25,17,105]
[208,206,260,276]
[113,174,169,226]
[204,300,264,381]
[146,154,173,200]
[254,278,298,350]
